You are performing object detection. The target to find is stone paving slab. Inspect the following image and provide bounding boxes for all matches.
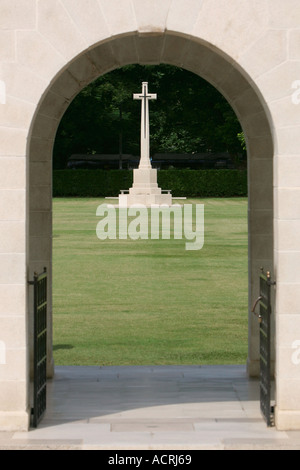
[1,365,300,450]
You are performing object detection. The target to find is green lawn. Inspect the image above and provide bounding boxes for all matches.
[52,198,248,365]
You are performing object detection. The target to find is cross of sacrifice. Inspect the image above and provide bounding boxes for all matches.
[133,82,157,169]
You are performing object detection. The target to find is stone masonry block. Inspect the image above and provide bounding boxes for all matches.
[99,0,137,37]
[193,0,268,61]
[0,222,25,254]
[0,158,25,190]
[61,0,109,45]
[0,128,27,157]
[0,0,36,30]
[133,0,172,34]
[0,285,25,316]
[239,29,287,79]
[37,0,87,60]
[166,0,204,37]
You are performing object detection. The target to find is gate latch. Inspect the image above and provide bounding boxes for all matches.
[252,296,262,322]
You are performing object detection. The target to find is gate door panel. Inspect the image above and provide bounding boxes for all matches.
[29,268,47,428]
[252,269,275,427]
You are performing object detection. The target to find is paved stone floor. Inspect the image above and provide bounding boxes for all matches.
[1,365,300,450]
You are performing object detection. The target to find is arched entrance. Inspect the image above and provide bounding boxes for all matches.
[28,31,273,392]
[7,0,300,432]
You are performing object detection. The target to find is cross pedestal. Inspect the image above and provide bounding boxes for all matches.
[119,82,172,207]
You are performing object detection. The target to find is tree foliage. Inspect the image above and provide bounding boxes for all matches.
[53,65,245,169]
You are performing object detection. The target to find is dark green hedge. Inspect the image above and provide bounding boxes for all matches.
[53,169,247,198]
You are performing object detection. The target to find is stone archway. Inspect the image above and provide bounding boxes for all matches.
[1,0,300,432]
[28,32,273,390]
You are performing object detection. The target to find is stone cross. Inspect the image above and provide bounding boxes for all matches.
[133,82,157,169]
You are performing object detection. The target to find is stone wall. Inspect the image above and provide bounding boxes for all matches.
[0,0,299,430]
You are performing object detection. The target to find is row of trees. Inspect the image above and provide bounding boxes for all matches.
[53,65,246,169]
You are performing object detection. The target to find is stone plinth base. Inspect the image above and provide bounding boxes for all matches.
[275,409,300,430]
[119,167,173,207]
[246,358,260,378]
[0,409,30,431]
[119,192,172,208]
[129,168,161,194]
[246,357,276,378]
[47,356,55,379]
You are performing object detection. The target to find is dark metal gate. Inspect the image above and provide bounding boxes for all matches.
[29,268,47,428]
[252,269,275,426]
